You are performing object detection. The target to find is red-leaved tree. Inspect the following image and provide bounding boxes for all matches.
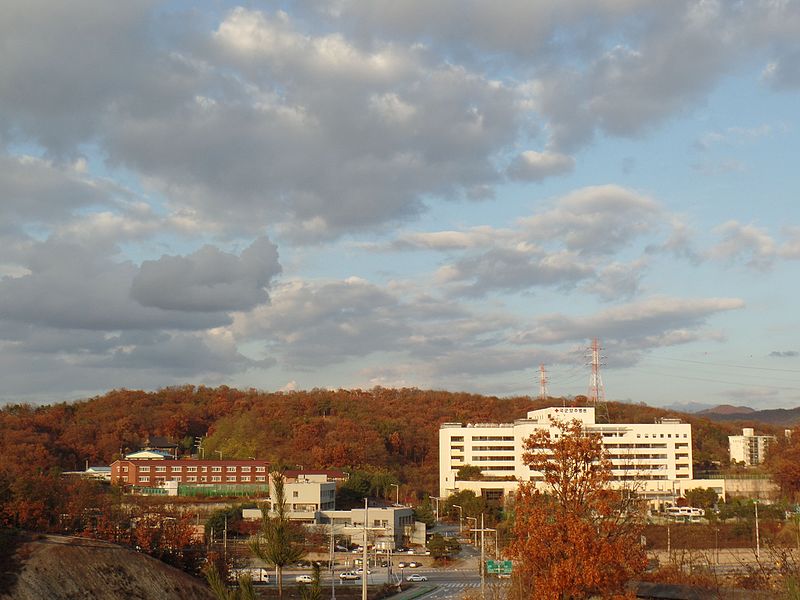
[508,418,647,599]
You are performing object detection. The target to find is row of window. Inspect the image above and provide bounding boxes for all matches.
[129,464,266,473]
[137,475,269,483]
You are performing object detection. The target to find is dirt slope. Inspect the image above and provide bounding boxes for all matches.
[1,534,215,600]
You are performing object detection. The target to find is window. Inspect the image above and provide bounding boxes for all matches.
[227,466,237,473]
[227,476,237,482]
[187,476,197,482]
[451,436,464,442]
[212,476,221,482]
[155,466,166,472]
[202,466,208,472]
[187,466,197,472]
[139,466,150,472]
[212,466,222,472]
[256,476,266,482]
[171,466,182,472]
[122,466,129,472]
[256,466,266,473]
[293,491,299,498]
[201,476,208,482]
[139,476,150,482]
[241,466,251,473]
[241,476,250,482]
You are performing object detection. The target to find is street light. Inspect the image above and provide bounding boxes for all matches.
[452,505,463,533]
[390,483,399,506]
[466,517,477,545]
[214,450,223,460]
[430,496,441,523]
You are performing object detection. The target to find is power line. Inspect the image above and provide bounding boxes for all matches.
[648,355,800,374]
[635,368,800,392]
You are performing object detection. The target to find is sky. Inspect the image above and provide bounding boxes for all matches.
[1,0,800,409]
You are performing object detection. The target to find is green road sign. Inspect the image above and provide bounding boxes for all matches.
[486,560,513,574]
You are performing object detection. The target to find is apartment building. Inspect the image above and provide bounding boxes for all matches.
[110,458,271,486]
[729,428,777,466]
[439,406,693,506]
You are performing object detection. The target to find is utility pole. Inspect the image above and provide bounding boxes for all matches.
[223,514,228,568]
[329,522,336,600]
[667,523,671,558]
[755,500,760,560]
[362,499,368,600]
[480,514,485,600]
[391,483,399,506]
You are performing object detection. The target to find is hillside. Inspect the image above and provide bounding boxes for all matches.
[0,533,214,600]
[0,386,756,499]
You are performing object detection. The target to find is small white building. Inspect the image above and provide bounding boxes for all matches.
[440,405,695,508]
[729,428,777,466]
[318,505,424,548]
[242,479,337,523]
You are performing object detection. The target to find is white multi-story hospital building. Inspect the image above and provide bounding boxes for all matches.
[439,406,711,508]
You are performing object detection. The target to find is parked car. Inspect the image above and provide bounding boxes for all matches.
[397,562,408,568]
[339,572,360,580]
[408,562,421,568]
[355,568,371,575]
[335,545,349,552]
[296,575,313,584]
[406,574,428,582]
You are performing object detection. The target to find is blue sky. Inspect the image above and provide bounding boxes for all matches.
[1,1,799,408]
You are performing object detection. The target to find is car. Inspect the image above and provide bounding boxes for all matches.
[335,545,349,552]
[407,549,415,554]
[406,574,428,582]
[397,562,408,568]
[408,561,421,568]
[351,546,364,554]
[295,575,313,584]
[339,572,360,581]
[355,568,371,575]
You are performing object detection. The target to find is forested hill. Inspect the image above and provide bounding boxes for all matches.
[0,387,755,496]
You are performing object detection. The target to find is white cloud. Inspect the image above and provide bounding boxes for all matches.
[519,185,663,254]
[507,150,575,181]
[516,296,744,345]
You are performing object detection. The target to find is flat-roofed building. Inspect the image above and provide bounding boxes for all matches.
[110,458,271,486]
[729,428,777,466]
[440,406,694,508]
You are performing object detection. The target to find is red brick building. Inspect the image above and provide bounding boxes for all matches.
[110,459,271,486]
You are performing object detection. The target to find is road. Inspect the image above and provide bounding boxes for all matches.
[276,561,501,599]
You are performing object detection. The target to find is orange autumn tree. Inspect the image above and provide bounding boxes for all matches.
[508,418,647,600]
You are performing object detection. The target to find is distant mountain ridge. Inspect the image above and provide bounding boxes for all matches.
[698,404,756,416]
[692,405,800,427]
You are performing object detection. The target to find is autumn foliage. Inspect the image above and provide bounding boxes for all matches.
[508,419,647,599]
